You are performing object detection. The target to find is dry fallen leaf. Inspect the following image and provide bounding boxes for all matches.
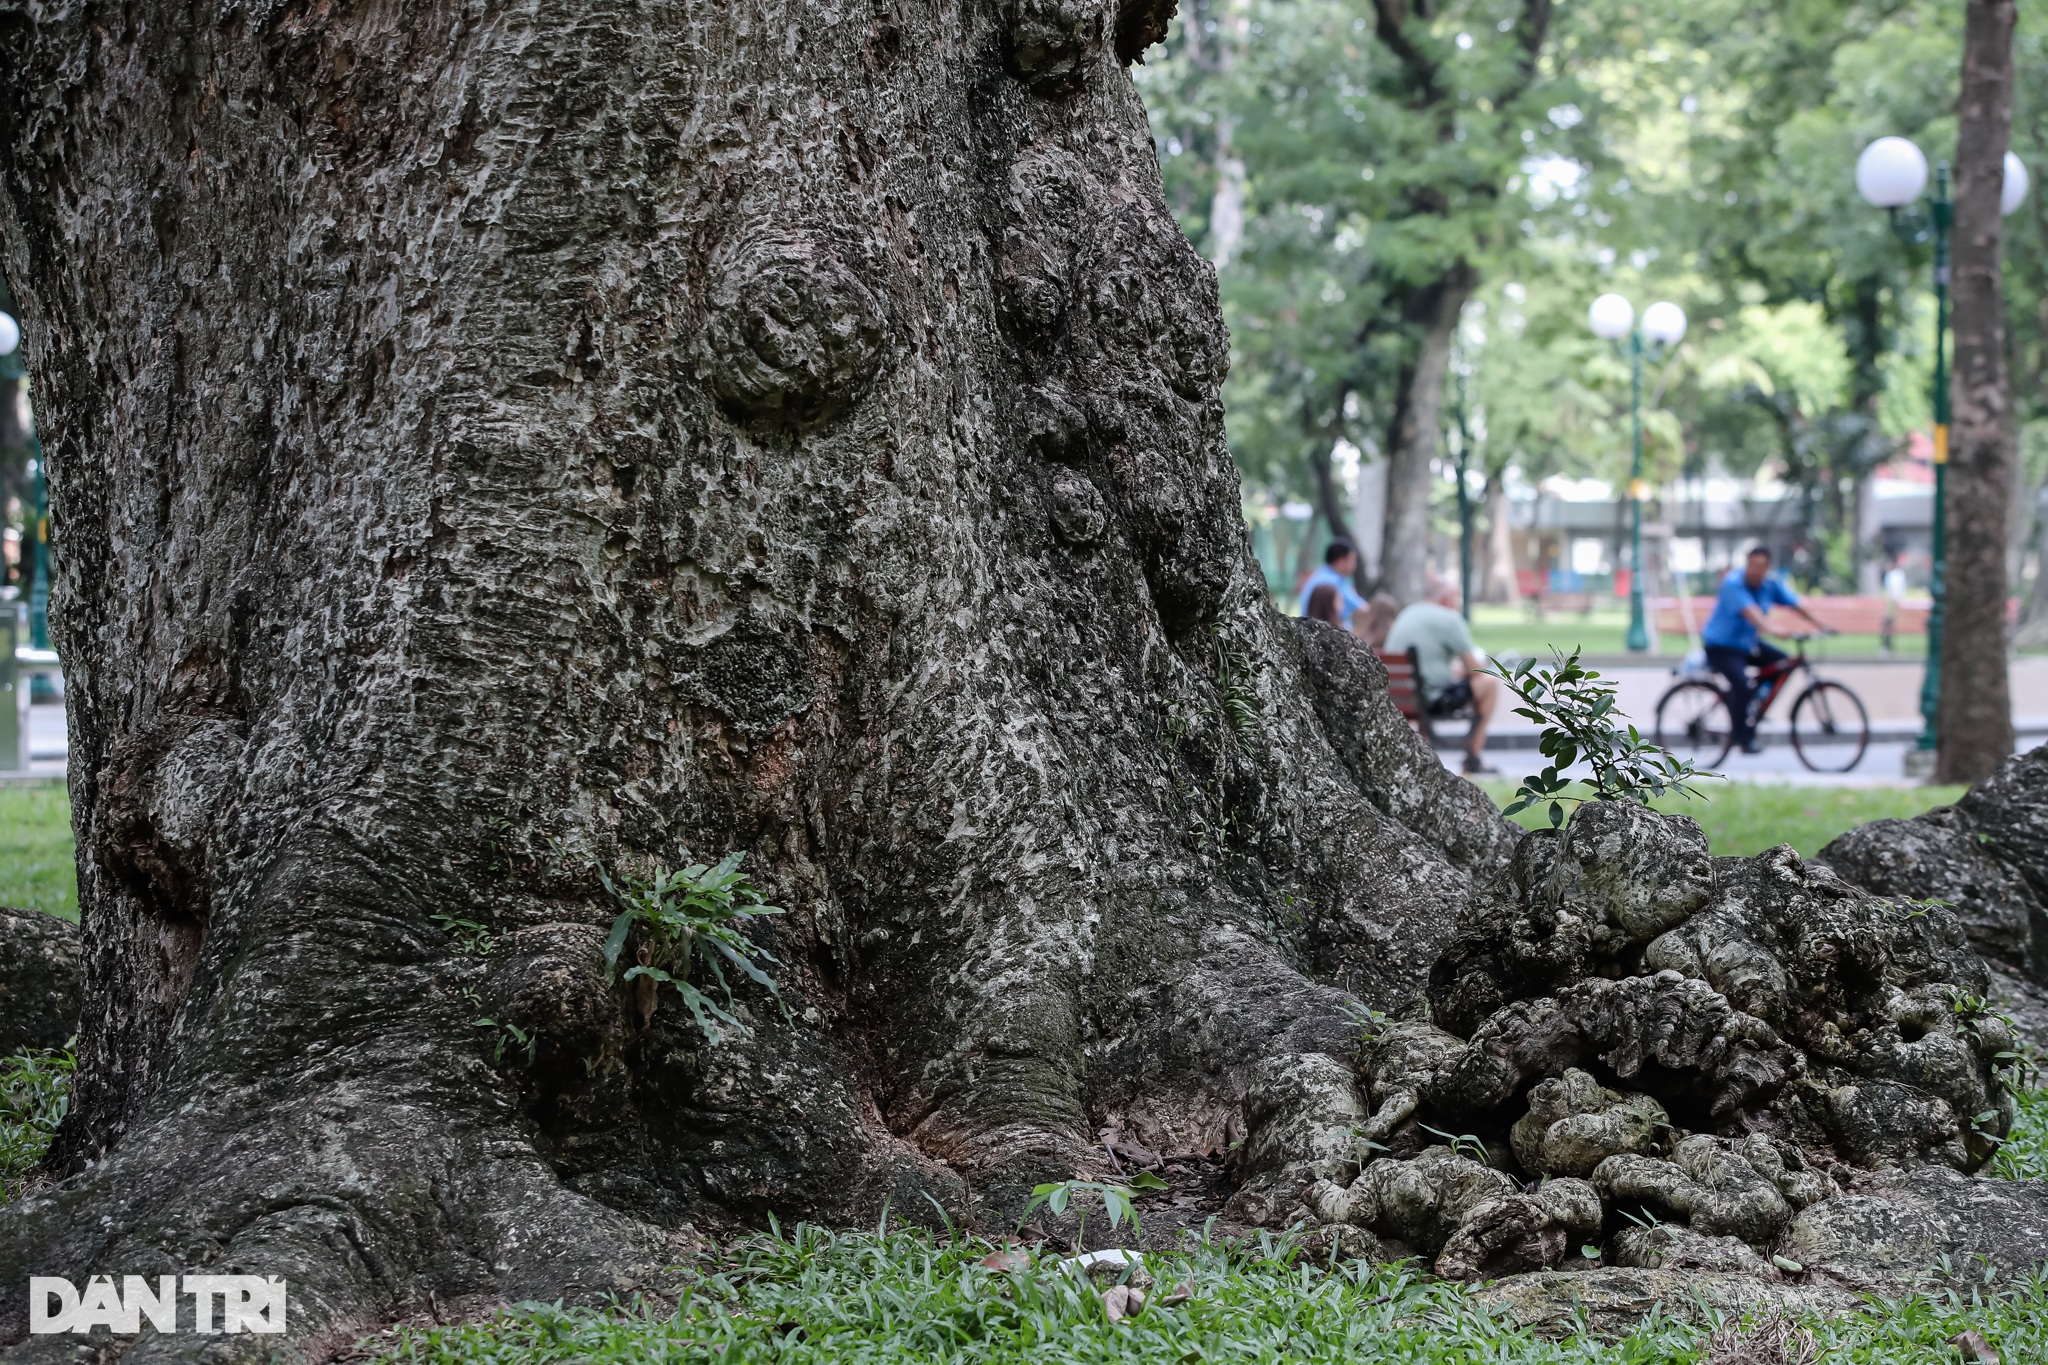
[1161,1280,1194,1306]
[978,1247,1030,1273]
[1950,1329,2000,1365]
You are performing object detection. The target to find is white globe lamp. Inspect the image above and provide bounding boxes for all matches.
[1588,293,1635,341]
[0,312,18,358]
[1856,136,1929,209]
[2002,151,2030,217]
[1641,301,1687,347]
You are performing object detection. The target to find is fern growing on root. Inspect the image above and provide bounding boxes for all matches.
[600,853,787,1044]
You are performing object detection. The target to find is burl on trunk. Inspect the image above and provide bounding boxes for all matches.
[0,0,1508,1351]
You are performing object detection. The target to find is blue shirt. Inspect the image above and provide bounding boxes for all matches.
[1701,568,1800,652]
[1299,565,1368,627]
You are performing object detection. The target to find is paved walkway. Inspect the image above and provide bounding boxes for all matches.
[0,701,69,783]
[1449,656,2048,785]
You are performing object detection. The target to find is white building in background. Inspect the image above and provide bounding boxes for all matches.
[1494,456,1940,597]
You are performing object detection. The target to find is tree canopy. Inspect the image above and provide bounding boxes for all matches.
[1137,0,2048,594]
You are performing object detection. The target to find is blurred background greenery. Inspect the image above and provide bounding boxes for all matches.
[0,785,75,922]
[1136,0,2048,633]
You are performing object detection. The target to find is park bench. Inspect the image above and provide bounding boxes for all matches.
[1377,647,1475,748]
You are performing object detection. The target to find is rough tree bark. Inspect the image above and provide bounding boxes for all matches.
[1938,0,2019,785]
[0,0,1515,1353]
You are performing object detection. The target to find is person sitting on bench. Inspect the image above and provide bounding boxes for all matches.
[1386,582,1501,776]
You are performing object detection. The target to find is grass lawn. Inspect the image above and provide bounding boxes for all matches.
[364,1222,2048,1365]
[366,1088,2048,1364]
[0,775,1966,923]
[1475,779,1966,858]
[1466,605,1923,663]
[0,782,76,921]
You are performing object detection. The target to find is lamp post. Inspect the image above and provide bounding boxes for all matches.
[1588,293,1687,653]
[1855,136,2027,761]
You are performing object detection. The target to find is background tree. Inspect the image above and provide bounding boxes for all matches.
[1158,0,2048,609]
[1141,0,1603,599]
[0,0,1513,1350]
[1940,0,2020,783]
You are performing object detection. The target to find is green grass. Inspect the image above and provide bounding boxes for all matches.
[0,1046,72,1203]
[1476,779,1965,859]
[1466,605,1928,663]
[1991,1086,2048,1180]
[364,1220,2048,1365]
[0,783,76,921]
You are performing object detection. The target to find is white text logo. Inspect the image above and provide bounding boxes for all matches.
[28,1276,287,1335]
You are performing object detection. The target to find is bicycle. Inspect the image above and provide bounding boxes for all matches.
[1652,633,1871,773]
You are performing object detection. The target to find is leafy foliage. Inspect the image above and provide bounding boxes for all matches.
[472,1018,538,1068]
[0,1046,73,1200]
[1990,1088,2048,1181]
[1416,1124,1493,1164]
[433,913,497,956]
[1018,1175,1170,1244]
[1137,0,2048,600]
[1487,647,1712,827]
[363,1220,2048,1365]
[601,853,786,1045]
[1210,632,1260,745]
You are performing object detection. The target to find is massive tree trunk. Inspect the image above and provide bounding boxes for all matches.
[1378,267,1471,606]
[1307,432,1364,588]
[1362,0,1550,606]
[0,0,1513,1352]
[1477,471,1520,606]
[1939,0,2019,785]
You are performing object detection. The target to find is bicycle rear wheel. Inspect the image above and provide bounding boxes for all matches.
[1655,680,1733,768]
[1791,680,1870,773]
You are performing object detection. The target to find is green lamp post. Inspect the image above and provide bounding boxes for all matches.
[1857,135,2028,758]
[1588,292,1687,653]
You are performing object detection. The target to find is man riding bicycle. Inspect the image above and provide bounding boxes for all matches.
[1700,546,1829,755]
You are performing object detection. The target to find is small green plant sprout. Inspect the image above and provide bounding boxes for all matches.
[1484,647,1713,827]
[432,913,497,956]
[1018,1174,1168,1245]
[1211,630,1260,744]
[1947,990,2014,1053]
[600,852,786,1044]
[472,1018,538,1067]
[1991,1046,2040,1091]
[1339,1000,1390,1045]
[1417,1123,1490,1163]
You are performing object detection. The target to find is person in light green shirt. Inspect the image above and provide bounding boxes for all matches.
[1384,584,1501,775]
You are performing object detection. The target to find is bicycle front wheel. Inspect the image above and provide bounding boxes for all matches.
[1790,680,1870,773]
[1655,680,1733,769]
